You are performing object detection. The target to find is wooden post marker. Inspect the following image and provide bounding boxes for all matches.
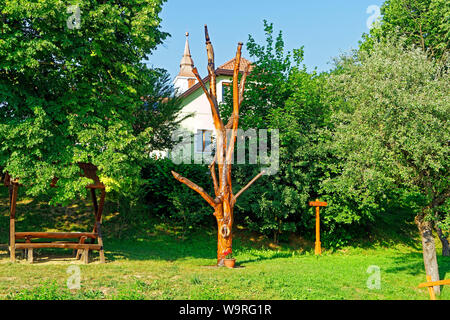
[309,199,327,255]
[418,275,450,300]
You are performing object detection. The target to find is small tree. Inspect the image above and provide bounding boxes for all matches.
[359,0,450,255]
[171,26,264,266]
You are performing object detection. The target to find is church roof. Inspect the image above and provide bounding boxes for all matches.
[180,57,253,98]
[218,57,253,72]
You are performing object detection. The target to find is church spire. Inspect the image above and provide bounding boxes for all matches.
[178,32,195,77]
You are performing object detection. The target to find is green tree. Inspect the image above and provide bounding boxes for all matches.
[223,20,303,130]
[360,0,450,61]
[359,0,450,258]
[0,0,179,203]
[325,40,449,293]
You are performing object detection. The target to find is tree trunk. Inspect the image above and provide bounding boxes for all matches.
[415,212,440,295]
[215,201,233,266]
[435,224,450,257]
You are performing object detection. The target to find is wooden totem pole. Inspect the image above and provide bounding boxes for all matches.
[172,26,264,266]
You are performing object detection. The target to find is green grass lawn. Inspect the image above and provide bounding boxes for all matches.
[0,190,449,300]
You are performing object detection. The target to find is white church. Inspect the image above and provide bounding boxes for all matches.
[172,33,252,155]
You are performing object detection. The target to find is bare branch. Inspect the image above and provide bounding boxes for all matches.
[205,25,217,101]
[225,115,234,129]
[192,67,224,132]
[171,171,216,208]
[209,161,219,196]
[225,43,243,185]
[223,64,249,127]
[232,171,265,204]
[239,64,250,105]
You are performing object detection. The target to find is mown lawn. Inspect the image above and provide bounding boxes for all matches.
[0,190,449,300]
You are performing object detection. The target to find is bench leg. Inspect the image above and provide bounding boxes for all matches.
[75,236,87,260]
[9,184,18,263]
[96,222,105,264]
[99,247,105,264]
[82,248,89,264]
[28,248,33,263]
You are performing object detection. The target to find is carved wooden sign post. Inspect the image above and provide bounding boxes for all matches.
[172,26,264,267]
[309,199,327,255]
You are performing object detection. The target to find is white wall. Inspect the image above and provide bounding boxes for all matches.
[177,76,232,133]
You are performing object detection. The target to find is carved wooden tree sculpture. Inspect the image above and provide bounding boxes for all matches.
[171,26,264,266]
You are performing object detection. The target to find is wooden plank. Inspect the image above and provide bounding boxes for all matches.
[309,201,327,207]
[86,184,105,189]
[15,232,98,239]
[15,243,102,250]
[418,279,450,288]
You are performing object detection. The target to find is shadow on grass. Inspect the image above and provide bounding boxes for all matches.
[347,206,422,251]
[0,189,447,271]
[236,252,294,265]
[384,251,450,292]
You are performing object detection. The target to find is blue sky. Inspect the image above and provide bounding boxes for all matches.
[147,0,384,79]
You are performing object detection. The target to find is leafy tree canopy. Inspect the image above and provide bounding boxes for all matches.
[0,0,180,203]
[360,0,450,61]
[325,39,449,232]
[221,20,304,130]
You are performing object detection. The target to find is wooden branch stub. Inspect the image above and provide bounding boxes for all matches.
[233,170,265,204]
[210,162,219,196]
[239,63,250,105]
[205,25,217,101]
[225,42,244,187]
[204,24,211,43]
[192,67,224,132]
[171,171,216,208]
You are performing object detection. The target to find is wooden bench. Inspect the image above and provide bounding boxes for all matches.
[5,163,106,264]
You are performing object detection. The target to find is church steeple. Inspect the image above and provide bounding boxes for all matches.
[174,32,197,94]
[178,32,195,78]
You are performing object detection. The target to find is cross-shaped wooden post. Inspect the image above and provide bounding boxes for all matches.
[418,275,450,300]
[309,199,327,255]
